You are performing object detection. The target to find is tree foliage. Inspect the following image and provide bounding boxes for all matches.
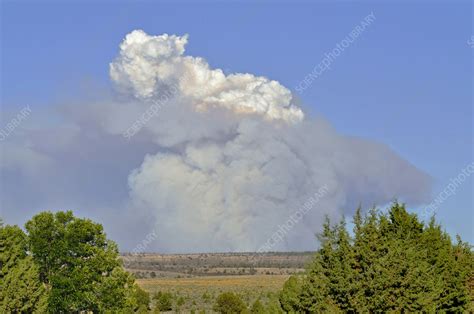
[280,203,473,312]
[0,225,47,313]
[0,224,27,278]
[1,211,149,313]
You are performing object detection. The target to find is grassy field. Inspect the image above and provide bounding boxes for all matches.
[137,274,289,292]
[125,252,312,312]
[136,275,290,312]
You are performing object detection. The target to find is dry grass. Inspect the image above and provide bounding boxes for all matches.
[136,275,289,312]
[137,274,289,292]
[125,253,310,311]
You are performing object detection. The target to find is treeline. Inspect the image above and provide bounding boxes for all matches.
[0,211,149,313]
[280,203,473,312]
[121,252,312,276]
[1,203,472,313]
[202,203,473,313]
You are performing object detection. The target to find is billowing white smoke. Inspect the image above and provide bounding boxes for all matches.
[110,30,304,124]
[109,30,430,252]
[1,30,431,253]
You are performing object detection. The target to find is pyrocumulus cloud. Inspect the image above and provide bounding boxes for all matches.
[0,30,431,253]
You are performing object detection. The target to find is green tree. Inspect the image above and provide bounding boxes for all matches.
[282,202,473,312]
[292,217,340,313]
[329,218,356,311]
[24,210,141,313]
[264,295,285,314]
[0,225,27,278]
[213,292,247,314]
[421,219,471,312]
[0,224,48,313]
[1,256,48,313]
[279,275,302,312]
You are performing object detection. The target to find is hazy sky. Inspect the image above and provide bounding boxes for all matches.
[1,1,472,247]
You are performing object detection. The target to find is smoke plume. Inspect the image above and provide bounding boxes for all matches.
[0,30,431,252]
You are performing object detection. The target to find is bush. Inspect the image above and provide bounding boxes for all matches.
[265,296,285,314]
[153,291,173,311]
[202,291,211,303]
[213,292,247,314]
[250,299,265,313]
[134,285,150,311]
[175,295,185,311]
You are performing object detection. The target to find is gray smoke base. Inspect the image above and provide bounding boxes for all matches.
[0,30,431,253]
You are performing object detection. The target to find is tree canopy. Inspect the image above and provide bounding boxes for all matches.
[1,211,149,313]
[280,203,473,312]
[0,225,47,313]
[1,204,472,312]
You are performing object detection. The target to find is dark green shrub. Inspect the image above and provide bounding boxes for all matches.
[213,292,247,314]
[153,291,173,311]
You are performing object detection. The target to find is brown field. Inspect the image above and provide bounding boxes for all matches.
[136,275,290,312]
[137,274,289,292]
[124,252,313,312]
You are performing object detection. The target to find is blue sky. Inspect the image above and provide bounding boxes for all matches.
[1,1,472,243]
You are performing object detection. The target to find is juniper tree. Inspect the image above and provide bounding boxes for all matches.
[280,202,473,312]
